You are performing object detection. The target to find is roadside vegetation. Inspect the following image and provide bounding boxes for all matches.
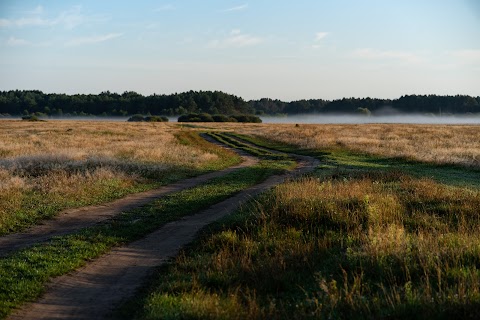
[0,121,239,235]
[2,120,480,319]
[121,132,480,319]
[0,157,293,318]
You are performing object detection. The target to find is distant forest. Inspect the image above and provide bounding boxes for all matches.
[0,90,479,117]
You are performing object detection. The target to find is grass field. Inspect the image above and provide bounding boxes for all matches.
[1,120,480,319]
[0,158,293,318]
[125,172,480,319]
[201,123,480,168]
[0,120,239,235]
[118,127,480,320]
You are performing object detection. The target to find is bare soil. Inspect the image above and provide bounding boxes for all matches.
[7,140,319,320]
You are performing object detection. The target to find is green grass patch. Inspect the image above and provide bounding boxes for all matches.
[0,159,291,319]
[4,179,157,235]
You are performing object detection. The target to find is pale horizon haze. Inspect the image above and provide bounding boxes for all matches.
[0,0,479,101]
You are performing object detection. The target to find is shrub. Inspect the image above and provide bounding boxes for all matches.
[21,115,41,121]
[127,114,145,122]
[232,114,262,123]
[178,113,214,122]
[212,114,230,122]
[144,116,169,122]
[128,115,169,122]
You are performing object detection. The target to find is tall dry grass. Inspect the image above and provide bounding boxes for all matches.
[269,173,480,317]
[0,120,232,234]
[206,123,480,167]
[0,120,217,166]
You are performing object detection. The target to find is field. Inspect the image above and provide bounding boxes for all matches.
[205,122,480,168]
[1,120,480,319]
[0,121,239,235]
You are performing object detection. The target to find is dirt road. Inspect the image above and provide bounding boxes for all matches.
[8,139,319,320]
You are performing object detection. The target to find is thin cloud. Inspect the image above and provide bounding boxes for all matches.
[65,33,123,46]
[0,5,86,29]
[154,4,175,12]
[223,4,248,12]
[450,49,480,64]
[25,5,44,15]
[208,29,262,48]
[6,36,29,46]
[312,32,329,49]
[315,32,329,41]
[55,5,86,29]
[353,48,423,64]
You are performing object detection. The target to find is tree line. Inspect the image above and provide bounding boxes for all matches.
[0,90,479,117]
[0,90,252,117]
[251,95,480,115]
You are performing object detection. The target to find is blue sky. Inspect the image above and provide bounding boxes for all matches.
[0,0,479,101]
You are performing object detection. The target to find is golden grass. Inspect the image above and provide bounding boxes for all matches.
[0,120,234,234]
[202,122,480,167]
[0,120,217,165]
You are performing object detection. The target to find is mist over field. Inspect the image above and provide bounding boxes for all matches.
[260,114,480,125]
[5,114,480,125]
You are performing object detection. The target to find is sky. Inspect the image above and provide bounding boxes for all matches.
[0,0,479,101]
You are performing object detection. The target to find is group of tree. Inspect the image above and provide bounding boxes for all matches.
[251,95,480,115]
[0,90,253,117]
[0,90,479,117]
[127,114,169,122]
[178,113,262,123]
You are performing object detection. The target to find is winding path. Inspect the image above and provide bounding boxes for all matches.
[7,136,319,320]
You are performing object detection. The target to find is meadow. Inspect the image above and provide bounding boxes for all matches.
[125,174,480,319]
[203,123,480,168]
[1,120,480,319]
[117,125,480,319]
[0,120,239,235]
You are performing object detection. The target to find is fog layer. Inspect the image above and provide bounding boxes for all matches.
[260,114,480,125]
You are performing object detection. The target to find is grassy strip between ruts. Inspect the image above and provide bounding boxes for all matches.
[0,159,292,319]
[116,146,480,319]
[0,131,241,236]
[206,132,289,161]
